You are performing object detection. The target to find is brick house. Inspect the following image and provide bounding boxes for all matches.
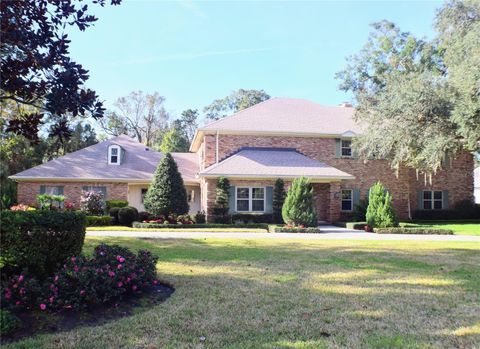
[11,98,475,222]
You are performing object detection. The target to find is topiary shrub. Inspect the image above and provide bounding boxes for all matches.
[118,206,139,226]
[80,191,105,215]
[86,215,113,227]
[272,178,286,224]
[366,182,398,228]
[281,177,317,227]
[0,210,86,279]
[105,199,128,212]
[109,207,121,225]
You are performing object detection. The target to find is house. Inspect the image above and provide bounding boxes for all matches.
[475,167,480,204]
[11,98,475,222]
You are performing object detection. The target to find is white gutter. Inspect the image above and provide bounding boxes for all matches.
[9,176,200,185]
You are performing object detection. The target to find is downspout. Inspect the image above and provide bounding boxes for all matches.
[215,130,219,164]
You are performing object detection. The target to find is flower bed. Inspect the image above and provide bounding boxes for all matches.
[374,227,454,235]
[268,225,321,233]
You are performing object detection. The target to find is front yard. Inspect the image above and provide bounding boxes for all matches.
[6,237,479,349]
[401,221,480,236]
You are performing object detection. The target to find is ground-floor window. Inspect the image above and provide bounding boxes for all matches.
[41,186,64,195]
[423,190,443,210]
[341,189,353,211]
[236,187,265,212]
[82,186,107,199]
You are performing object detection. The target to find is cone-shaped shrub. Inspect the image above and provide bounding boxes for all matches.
[282,177,317,227]
[273,178,286,224]
[213,177,230,223]
[144,153,189,216]
[366,181,398,228]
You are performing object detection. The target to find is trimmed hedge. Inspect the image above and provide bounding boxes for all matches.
[105,199,128,212]
[109,207,120,225]
[118,206,139,226]
[268,225,322,233]
[86,215,113,227]
[132,222,268,229]
[374,227,454,235]
[413,202,480,220]
[0,210,86,279]
[335,221,367,230]
[231,213,273,224]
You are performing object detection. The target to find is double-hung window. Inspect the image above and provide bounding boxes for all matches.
[43,186,63,195]
[341,140,352,157]
[108,145,121,165]
[423,190,443,210]
[341,189,353,211]
[82,186,107,200]
[236,187,265,212]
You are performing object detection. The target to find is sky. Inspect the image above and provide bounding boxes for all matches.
[66,0,441,125]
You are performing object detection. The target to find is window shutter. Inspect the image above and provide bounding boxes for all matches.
[353,189,360,207]
[57,186,64,195]
[40,185,46,194]
[228,186,236,214]
[417,191,424,210]
[442,190,449,209]
[265,186,273,213]
[335,139,341,158]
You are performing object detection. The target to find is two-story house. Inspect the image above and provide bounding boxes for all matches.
[11,98,475,222]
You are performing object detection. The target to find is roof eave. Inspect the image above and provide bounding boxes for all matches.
[198,173,355,182]
[9,176,200,185]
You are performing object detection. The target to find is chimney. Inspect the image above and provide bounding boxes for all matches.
[339,102,353,107]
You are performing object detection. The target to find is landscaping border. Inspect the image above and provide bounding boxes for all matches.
[268,225,322,233]
[132,222,269,229]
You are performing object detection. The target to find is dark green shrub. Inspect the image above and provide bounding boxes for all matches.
[194,211,206,224]
[232,213,273,224]
[272,179,286,224]
[138,211,153,222]
[132,222,268,229]
[105,199,128,212]
[118,206,139,226]
[412,209,457,220]
[453,200,480,219]
[109,207,121,225]
[0,309,20,337]
[366,182,398,228]
[268,225,321,233]
[282,177,317,227]
[86,215,113,226]
[0,210,86,279]
[214,177,230,223]
[374,227,453,235]
[353,198,369,221]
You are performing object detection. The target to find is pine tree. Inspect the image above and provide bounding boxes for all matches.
[213,177,230,223]
[281,177,317,227]
[272,178,286,224]
[366,182,398,228]
[143,153,189,216]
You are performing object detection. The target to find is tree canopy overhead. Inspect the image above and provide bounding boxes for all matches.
[336,0,479,174]
[0,0,121,141]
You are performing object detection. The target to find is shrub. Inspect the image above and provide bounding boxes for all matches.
[453,200,480,219]
[374,227,453,235]
[268,225,321,233]
[86,215,113,227]
[118,206,139,226]
[273,178,286,224]
[10,204,35,211]
[282,177,317,227]
[232,213,273,224]
[109,207,121,225]
[37,194,65,210]
[0,210,86,279]
[412,201,480,220]
[214,177,230,223]
[1,244,159,312]
[353,198,369,221]
[105,200,128,212]
[144,153,189,216]
[132,222,268,229]
[335,221,367,230]
[194,211,206,224]
[138,211,153,222]
[80,191,105,215]
[366,182,398,228]
[0,309,20,337]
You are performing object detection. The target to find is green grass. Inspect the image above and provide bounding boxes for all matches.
[401,222,480,236]
[5,237,480,348]
[87,226,267,232]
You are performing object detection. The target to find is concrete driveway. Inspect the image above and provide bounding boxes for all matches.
[86,225,480,242]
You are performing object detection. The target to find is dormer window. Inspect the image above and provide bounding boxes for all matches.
[108,145,121,165]
[341,140,352,157]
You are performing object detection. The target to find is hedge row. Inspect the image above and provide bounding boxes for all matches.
[132,222,268,229]
[268,225,322,233]
[86,215,113,226]
[231,214,273,224]
[335,222,366,230]
[374,227,454,235]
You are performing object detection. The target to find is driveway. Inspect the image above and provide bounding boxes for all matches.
[86,225,480,242]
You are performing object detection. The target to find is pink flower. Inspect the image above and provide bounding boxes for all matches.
[119,257,125,263]
[49,296,55,303]
[117,282,123,287]
[108,271,115,277]
[153,280,158,285]
[5,292,11,300]
[40,303,47,310]
[117,264,122,270]
[71,256,76,263]
[20,288,26,296]
[12,283,18,289]
[74,266,79,273]
[132,285,137,291]
[54,275,59,283]
[15,301,21,306]
[80,290,86,296]
[18,275,24,282]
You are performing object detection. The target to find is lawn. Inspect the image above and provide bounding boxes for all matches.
[5,237,480,349]
[402,221,480,236]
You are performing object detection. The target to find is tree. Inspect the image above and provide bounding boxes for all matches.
[99,91,169,146]
[282,177,317,227]
[158,128,189,153]
[44,121,98,160]
[204,89,270,121]
[365,182,398,228]
[336,1,480,175]
[272,179,286,224]
[175,109,199,142]
[143,153,189,216]
[213,177,230,223]
[1,0,121,142]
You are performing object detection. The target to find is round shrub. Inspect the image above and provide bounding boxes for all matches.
[0,309,20,337]
[118,206,139,226]
[138,211,152,222]
[282,177,317,227]
[109,207,120,225]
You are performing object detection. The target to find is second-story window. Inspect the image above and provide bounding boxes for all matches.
[108,145,121,165]
[341,140,352,157]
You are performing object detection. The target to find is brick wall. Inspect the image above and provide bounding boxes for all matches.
[17,181,128,208]
[200,134,474,220]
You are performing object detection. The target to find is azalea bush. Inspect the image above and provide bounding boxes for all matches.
[80,191,105,215]
[9,204,36,211]
[1,244,159,312]
[141,214,193,225]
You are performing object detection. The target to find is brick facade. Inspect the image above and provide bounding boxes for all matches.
[200,134,474,221]
[17,181,128,208]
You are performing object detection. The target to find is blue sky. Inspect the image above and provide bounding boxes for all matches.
[67,0,441,124]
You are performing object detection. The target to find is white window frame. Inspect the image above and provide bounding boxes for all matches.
[341,189,353,212]
[423,190,443,210]
[341,139,352,158]
[108,145,121,165]
[235,186,266,213]
[44,186,63,195]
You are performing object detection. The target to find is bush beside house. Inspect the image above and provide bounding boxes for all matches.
[365,182,398,230]
[213,177,231,223]
[282,177,317,228]
[272,179,286,224]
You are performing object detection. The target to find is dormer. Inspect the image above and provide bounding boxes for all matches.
[108,144,123,165]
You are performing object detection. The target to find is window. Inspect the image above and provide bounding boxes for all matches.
[43,186,63,195]
[341,140,352,157]
[341,189,353,211]
[236,187,265,212]
[82,186,107,199]
[108,145,121,165]
[423,190,443,210]
[187,189,195,203]
[141,188,148,203]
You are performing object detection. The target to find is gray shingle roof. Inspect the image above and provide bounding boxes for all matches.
[199,148,354,180]
[10,135,199,184]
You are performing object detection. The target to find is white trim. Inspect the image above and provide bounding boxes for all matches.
[235,186,266,213]
[10,177,200,185]
[341,189,354,212]
[341,139,353,158]
[108,145,121,165]
[199,173,354,181]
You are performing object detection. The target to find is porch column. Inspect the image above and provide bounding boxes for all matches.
[328,182,342,223]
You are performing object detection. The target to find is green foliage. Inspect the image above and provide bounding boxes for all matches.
[194,211,206,224]
[412,201,480,220]
[86,215,113,227]
[374,227,453,235]
[158,128,189,153]
[138,211,153,222]
[0,210,86,279]
[366,182,398,228]
[353,198,369,221]
[174,109,199,142]
[132,222,267,229]
[268,225,321,233]
[213,177,230,223]
[0,309,20,337]
[143,153,189,216]
[118,206,139,227]
[204,89,270,121]
[272,179,286,224]
[109,207,121,225]
[37,194,65,210]
[80,191,105,215]
[105,199,128,212]
[281,177,318,227]
[232,214,273,224]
